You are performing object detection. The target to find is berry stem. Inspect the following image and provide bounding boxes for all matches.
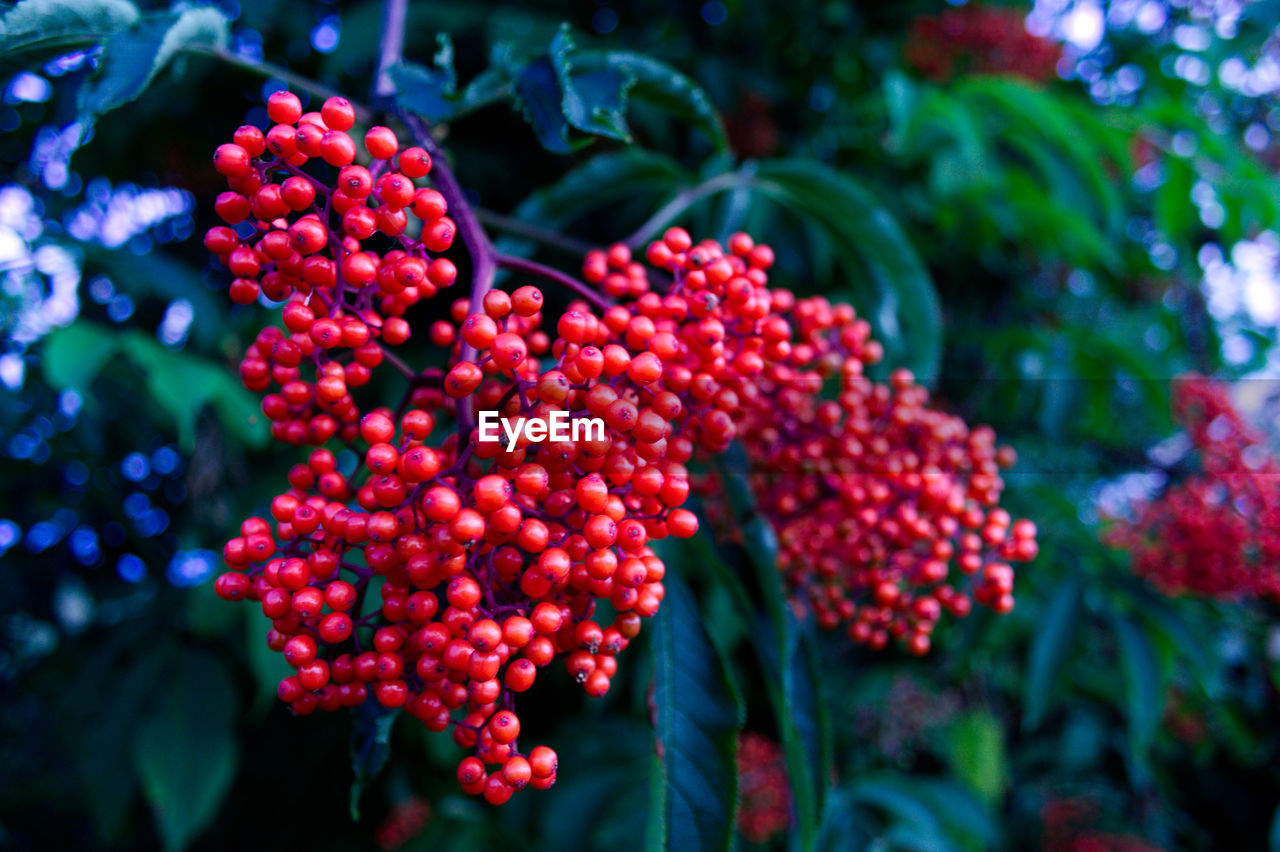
[494,253,610,311]
[622,169,759,250]
[476,208,596,256]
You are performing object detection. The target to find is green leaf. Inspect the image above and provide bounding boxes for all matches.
[712,445,829,850]
[1023,574,1082,729]
[132,651,239,852]
[118,330,266,451]
[350,701,399,820]
[389,34,464,122]
[1154,153,1197,246]
[575,50,727,153]
[0,0,138,58]
[550,27,631,142]
[650,569,741,852]
[41,323,267,451]
[1111,613,1166,760]
[947,711,1008,806]
[78,5,228,121]
[41,321,117,393]
[754,159,942,382]
[513,54,579,154]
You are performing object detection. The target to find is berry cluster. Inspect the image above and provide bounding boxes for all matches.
[1104,375,1280,601]
[209,92,707,805]
[375,797,431,850]
[1041,796,1166,852]
[903,5,1061,84]
[601,234,1036,653]
[736,733,791,843]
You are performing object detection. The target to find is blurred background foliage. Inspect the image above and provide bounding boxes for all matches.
[3,0,1280,849]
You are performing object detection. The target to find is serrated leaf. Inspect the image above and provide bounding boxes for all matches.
[650,569,741,852]
[948,711,1008,806]
[509,148,687,228]
[575,50,727,153]
[389,61,458,121]
[0,0,138,58]
[1023,574,1082,729]
[514,55,579,154]
[132,651,239,852]
[78,5,228,120]
[350,702,399,820]
[549,25,632,143]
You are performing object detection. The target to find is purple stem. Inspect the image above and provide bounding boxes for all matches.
[495,253,610,311]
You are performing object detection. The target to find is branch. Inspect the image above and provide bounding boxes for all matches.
[495,253,610,311]
[622,170,757,249]
[184,44,373,122]
[374,0,408,100]
[477,209,596,256]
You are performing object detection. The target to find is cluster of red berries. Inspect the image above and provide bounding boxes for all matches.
[1104,375,1280,601]
[207,91,455,446]
[903,5,1061,83]
[737,350,1037,655]
[1041,797,1166,852]
[208,91,718,805]
[375,797,431,850]
[736,733,791,843]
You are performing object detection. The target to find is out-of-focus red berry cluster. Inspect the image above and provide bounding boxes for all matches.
[375,797,431,849]
[601,232,1037,656]
[736,732,791,843]
[1042,796,1166,852]
[903,4,1061,83]
[1104,375,1280,601]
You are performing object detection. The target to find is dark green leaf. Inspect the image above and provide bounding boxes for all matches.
[0,0,138,58]
[350,702,399,820]
[132,651,239,852]
[1111,613,1166,757]
[513,55,577,154]
[1023,574,1082,729]
[575,50,727,153]
[713,446,829,849]
[80,243,226,347]
[650,569,741,852]
[78,6,228,120]
[549,26,632,143]
[754,159,942,382]
[389,60,458,123]
[118,330,267,451]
